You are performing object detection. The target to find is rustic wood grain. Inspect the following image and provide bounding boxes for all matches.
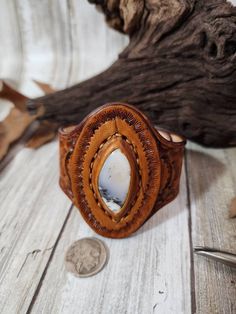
[29,169,191,314]
[0,1,236,313]
[29,0,236,147]
[0,143,72,313]
[186,143,236,314]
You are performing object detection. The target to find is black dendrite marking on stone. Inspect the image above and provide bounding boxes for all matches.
[99,187,123,207]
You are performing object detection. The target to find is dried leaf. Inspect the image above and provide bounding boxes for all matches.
[34,80,55,95]
[0,108,35,160]
[26,121,58,149]
[229,197,236,218]
[0,80,56,162]
[0,82,28,111]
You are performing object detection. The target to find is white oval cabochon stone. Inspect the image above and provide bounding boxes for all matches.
[98,149,131,212]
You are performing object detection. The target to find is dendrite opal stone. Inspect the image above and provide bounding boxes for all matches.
[98,149,131,213]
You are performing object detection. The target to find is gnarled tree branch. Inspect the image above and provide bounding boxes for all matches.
[28,0,236,147]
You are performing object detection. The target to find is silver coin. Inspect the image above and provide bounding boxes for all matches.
[65,237,109,278]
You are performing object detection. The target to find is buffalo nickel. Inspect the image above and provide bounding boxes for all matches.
[65,237,109,278]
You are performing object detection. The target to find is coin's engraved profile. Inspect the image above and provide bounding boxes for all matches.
[65,237,108,277]
[66,239,100,273]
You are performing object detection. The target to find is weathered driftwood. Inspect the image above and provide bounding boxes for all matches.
[28,0,236,147]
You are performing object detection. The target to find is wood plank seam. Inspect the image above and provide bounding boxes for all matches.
[27,156,192,313]
[184,152,197,314]
[26,203,74,314]
[186,144,236,314]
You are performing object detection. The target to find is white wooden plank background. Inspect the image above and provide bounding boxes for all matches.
[30,168,191,314]
[0,143,72,314]
[0,0,128,97]
[187,144,236,314]
[0,1,236,314]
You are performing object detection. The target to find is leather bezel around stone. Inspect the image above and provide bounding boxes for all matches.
[69,104,161,238]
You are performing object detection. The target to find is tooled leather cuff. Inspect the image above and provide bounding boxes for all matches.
[59,103,186,238]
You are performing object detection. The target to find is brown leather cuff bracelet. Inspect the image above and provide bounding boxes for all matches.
[59,103,186,238]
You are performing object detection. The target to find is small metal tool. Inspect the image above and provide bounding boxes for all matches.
[194,246,236,269]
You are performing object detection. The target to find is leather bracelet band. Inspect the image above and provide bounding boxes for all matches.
[59,103,186,238]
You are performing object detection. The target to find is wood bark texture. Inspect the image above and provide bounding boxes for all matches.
[28,0,236,147]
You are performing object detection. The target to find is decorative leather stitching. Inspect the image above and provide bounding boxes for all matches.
[89,133,142,222]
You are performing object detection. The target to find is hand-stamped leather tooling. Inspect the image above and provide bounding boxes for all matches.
[59,103,186,238]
